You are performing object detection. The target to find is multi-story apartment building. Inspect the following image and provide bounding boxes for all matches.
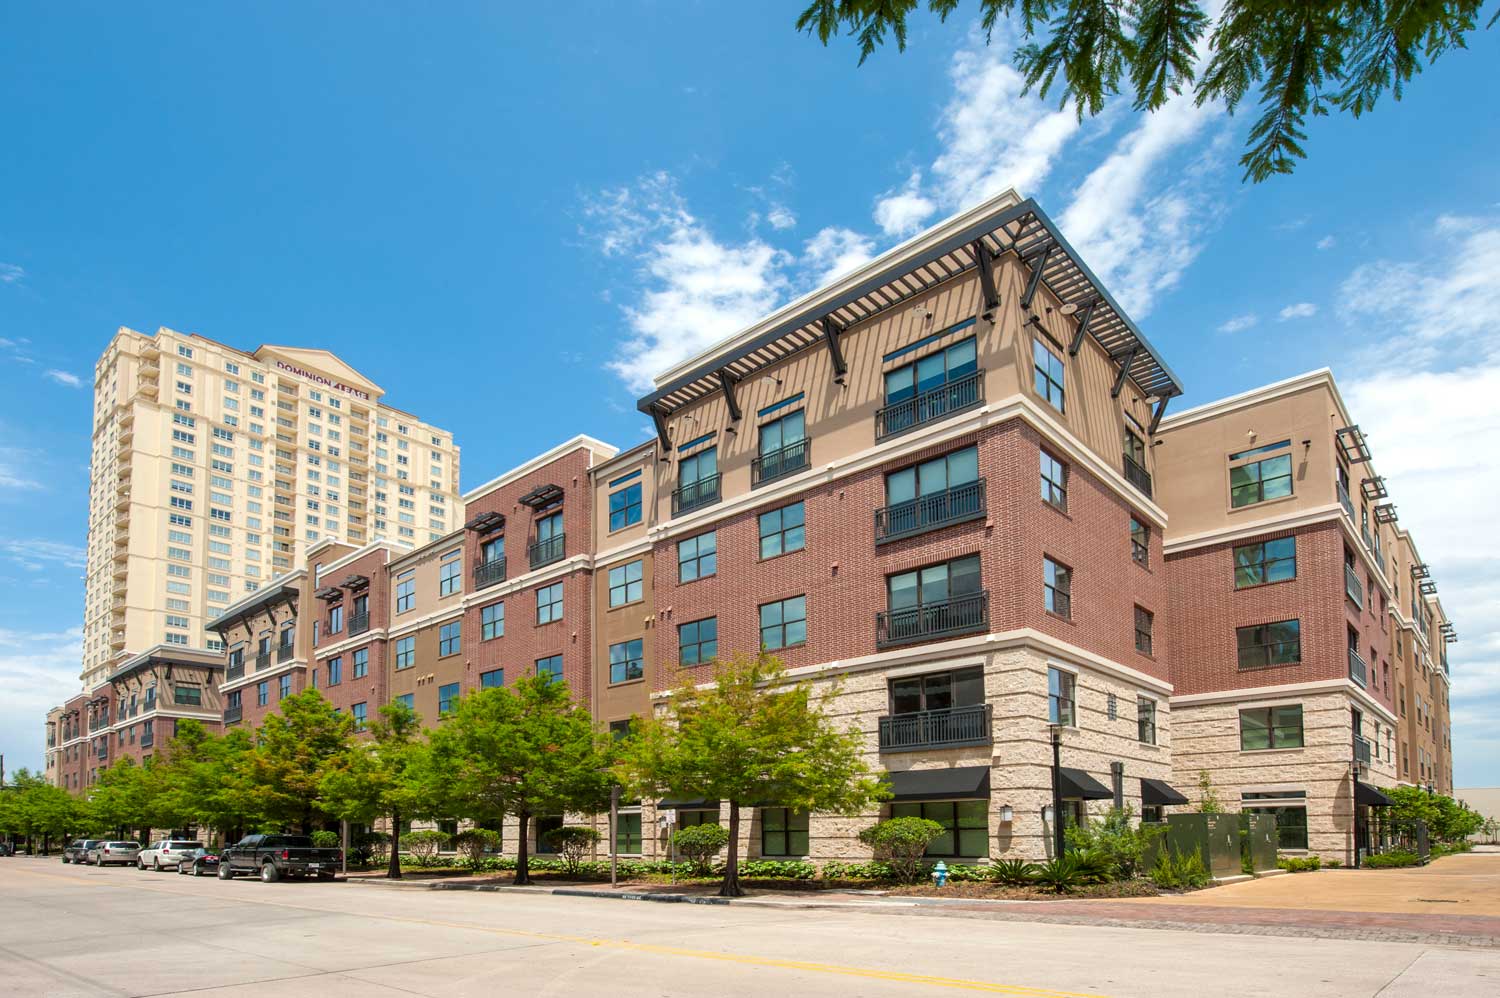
[48,327,460,787]
[1154,370,1446,863]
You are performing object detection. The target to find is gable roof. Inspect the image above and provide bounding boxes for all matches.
[253,346,384,396]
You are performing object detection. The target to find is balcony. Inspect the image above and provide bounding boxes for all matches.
[528,533,565,570]
[225,660,245,682]
[1353,734,1372,769]
[1348,647,1367,688]
[255,651,272,671]
[1337,481,1354,519]
[473,556,507,590]
[876,590,990,648]
[672,474,721,516]
[1122,454,1153,498]
[349,611,370,636]
[223,705,243,725]
[874,480,986,544]
[875,370,984,441]
[278,643,294,664]
[140,725,153,749]
[878,703,993,753]
[1361,525,1374,552]
[1345,565,1364,609]
[752,439,810,487]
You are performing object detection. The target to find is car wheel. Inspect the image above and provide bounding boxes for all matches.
[218,863,233,880]
[260,862,279,883]
[153,859,161,872]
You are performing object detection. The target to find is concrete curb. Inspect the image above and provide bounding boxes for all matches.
[345,877,921,909]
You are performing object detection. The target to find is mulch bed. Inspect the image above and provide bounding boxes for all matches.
[886,879,1161,900]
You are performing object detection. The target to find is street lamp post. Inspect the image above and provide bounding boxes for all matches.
[1048,723,1065,859]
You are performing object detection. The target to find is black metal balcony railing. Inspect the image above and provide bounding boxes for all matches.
[878,703,993,752]
[875,370,984,441]
[278,643,294,664]
[226,661,245,682]
[752,439,810,487]
[254,651,271,671]
[140,726,154,749]
[1123,453,1153,498]
[96,742,108,760]
[223,705,243,724]
[672,474,722,516]
[874,480,986,544]
[876,590,990,648]
[1349,647,1368,688]
[473,556,507,589]
[528,533,565,570]
[349,611,370,636]
[1345,565,1364,609]
[1361,525,1374,552]
[1337,481,1354,519]
[1353,734,1372,768]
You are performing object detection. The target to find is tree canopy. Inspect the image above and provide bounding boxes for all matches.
[795,0,1498,181]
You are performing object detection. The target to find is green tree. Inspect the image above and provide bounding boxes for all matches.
[858,816,946,883]
[427,676,611,886]
[243,690,355,833]
[1196,769,1222,813]
[794,1,1498,181]
[613,653,889,897]
[86,759,154,840]
[319,700,436,878]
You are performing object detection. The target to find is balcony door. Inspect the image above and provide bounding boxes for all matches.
[890,667,983,716]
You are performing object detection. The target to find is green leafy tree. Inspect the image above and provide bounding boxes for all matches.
[672,823,731,876]
[243,690,354,833]
[794,1,1498,181]
[427,675,611,886]
[614,653,889,897]
[547,825,602,875]
[858,816,947,883]
[1065,806,1163,879]
[319,700,436,878]
[1,770,84,853]
[1196,769,1222,813]
[167,725,265,843]
[85,759,154,839]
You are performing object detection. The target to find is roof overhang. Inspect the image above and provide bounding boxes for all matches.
[636,196,1184,431]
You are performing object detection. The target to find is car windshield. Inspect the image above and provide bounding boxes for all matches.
[107,842,138,848]
[168,842,204,850]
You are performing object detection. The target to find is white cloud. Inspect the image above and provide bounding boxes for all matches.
[45,369,82,388]
[1317,235,1336,251]
[765,204,797,230]
[873,171,938,238]
[1278,302,1319,320]
[0,627,83,775]
[1217,313,1258,334]
[0,538,87,571]
[0,448,44,491]
[802,226,876,285]
[0,263,23,284]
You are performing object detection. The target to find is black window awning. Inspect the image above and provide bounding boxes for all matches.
[1140,778,1189,806]
[1356,782,1394,807]
[657,798,720,810]
[887,766,990,802]
[1058,767,1113,801]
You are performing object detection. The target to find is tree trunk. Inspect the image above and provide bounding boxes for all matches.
[515,811,531,886]
[720,801,743,897]
[388,809,403,879]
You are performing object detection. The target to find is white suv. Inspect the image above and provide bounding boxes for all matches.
[138,840,206,872]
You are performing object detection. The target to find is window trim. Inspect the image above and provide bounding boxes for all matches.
[1032,337,1066,412]
[1040,450,1068,512]
[1134,605,1154,657]
[758,595,807,651]
[759,807,810,858]
[1233,536,1298,589]
[677,530,717,583]
[1236,619,1302,670]
[1043,556,1072,621]
[607,559,645,608]
[757,501,806,560]
[678,616,718,667]
[608,638,645,685]
[1048,665,1077,727]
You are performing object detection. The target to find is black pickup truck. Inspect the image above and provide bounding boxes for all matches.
[218,834,342,882]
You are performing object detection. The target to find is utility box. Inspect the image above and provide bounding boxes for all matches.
[1163,813,1243,881]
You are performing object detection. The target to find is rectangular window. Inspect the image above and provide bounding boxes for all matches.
[889,666,983,714]
[395,572,414,613]
[479,668,504,689]
[351,702,367,731]
[326,656,342,686]
[886,553,982,617]
[174,685,202,706]
[884,446,980,514]
[756,409,806,483]
[758,501,805,559]
[884,335,977,408]
[758,595,806,650]
[352,648,368,679]
[608,478,642,531]
[1134,606,1154,656]
[439,550,462,596]
[329,605,343,634]
[1239,704,1305,750]
[760,808,810,857]
[609,638,644,684]
[1242,803,1308,850]
[614,812,642,855]
[1032,338,1065,411]
[536,582,563,624]
[1048,667,1075,726]
[678,617,718,666]
[1233,536,1297,588]
[395,693,414,711]
[1229,441,1293,507]
[1237,620,1301,669]
[1130,517,1149,566]
[677,531,716,582]
[438,682,460,715]
[536,655,563,683]
[890,801,987,857]
[1044,557,1071,619]
[257,681,269,706]
[678,445,717,487]
[608,560,643,607]
[395,635,415,670]
[481,601,504,640]
[439,621,461,657]
[1040,451,1068,510]
[1138,698,1157,745]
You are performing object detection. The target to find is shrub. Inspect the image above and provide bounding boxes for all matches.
[992,858,1039,886]
[1064,807,1163,881]
[820,860,895,882]
[311,830,340,849]
[857,817,947,884]
[1363,849,1420,868]
[1276,855,1322,873]
[545,826,601,875]
[359,830,390,866]
[1150,849,1179,889]
[452,828,501,871]
[403,829,450,867]
[941,863,989,883]
[1034,854,1086,893]
[738,859,816,880]
[671,823,730,876]
[1323,858,1342,868]
[1176,848,1210,888]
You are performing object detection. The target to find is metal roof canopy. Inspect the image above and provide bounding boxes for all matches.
[1373,502,1398,524]
[1361,476,1388,501]
[465,510,506,533]
[518,483,564,509]
[340,574,369,591]
[1336,425,1372,464]
[636,199,1185,440]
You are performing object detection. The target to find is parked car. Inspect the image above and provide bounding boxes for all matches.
[175,847,221,877]
[138,840,205,872]
[63,839,103,864]
[218,834,342,882]
[87,841,142,866]
[0,842,13,856]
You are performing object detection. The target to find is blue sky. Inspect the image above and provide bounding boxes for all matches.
[2,4,1497,786]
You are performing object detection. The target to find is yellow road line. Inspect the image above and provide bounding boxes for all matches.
[2,865,1109,997]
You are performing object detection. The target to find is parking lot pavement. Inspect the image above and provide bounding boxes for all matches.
[4,855,1500,998]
